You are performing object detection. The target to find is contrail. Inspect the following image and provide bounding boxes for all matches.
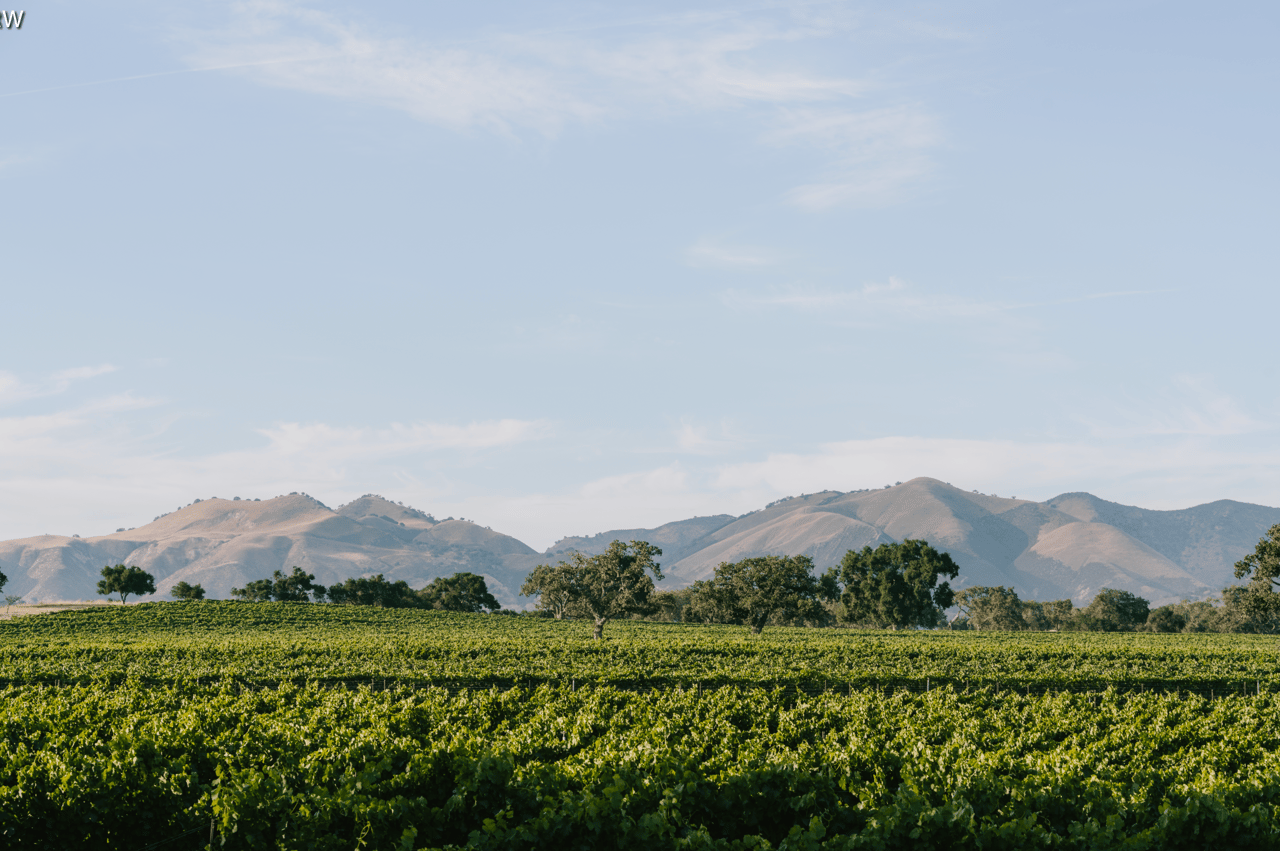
[0,54,344,100]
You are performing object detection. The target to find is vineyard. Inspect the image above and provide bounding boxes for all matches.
[2,602,1279,848]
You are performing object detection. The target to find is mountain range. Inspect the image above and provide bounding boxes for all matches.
[2,478,1277,608]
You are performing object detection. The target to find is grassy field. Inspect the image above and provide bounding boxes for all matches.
[1,602,1278,849]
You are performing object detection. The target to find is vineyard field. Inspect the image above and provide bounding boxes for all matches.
[0,601,1276,694]
[2,602,1279,849]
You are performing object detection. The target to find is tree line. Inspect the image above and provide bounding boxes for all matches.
[87,565,501,613]
[520,538,961,637]
[522,524,1280,637]
[39,521,1280,637]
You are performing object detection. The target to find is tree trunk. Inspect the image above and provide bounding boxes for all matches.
[593,617,606,640]
[750,623,763,635]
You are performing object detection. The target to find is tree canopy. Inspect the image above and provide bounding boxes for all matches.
[232,567,323,603]
[953,585,1025,631]
[169,581,205,601]
[1077,588,1150,631]
[97,564,156,604]
[1232,523,1280,627]
[839,540,958,629]
[519,564,580,619]
[417,572,500,613]
[685,554,827,633]
[521,540,662,639]
[323,574,418,608]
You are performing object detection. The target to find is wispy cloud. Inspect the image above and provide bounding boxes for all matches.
[773,106,941,209]
[675,419,751,455]
[0,392,553,541]
[178,2,944,207]
[1077,375,1266,439]
[259,419,551,456]
[685,237,776,269]
[726,278,1175,326]
[0,364,117,406]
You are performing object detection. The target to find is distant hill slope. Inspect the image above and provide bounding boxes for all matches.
[547,478,1280,606]
[0,494,541,608]
[3,479,1276,608]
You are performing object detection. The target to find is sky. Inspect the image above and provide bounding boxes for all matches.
[2,1,1278,549]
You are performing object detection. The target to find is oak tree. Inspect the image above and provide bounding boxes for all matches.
[685,554,827,634]
[522,540,662,639]
[97,564,156,604]
[417,572,500,613]
[169,581,205,601]
[839,540,958,629]
[954,585,1025,631]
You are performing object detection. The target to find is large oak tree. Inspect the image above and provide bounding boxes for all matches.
[521,540,662,639]
[839,540,958,629]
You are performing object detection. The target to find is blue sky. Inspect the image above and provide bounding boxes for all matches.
[2,1,1278,548]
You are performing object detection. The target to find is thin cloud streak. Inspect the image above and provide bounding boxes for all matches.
[178,1,943,206]
[0,54,349,100]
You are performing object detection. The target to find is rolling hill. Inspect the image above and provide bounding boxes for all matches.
[0,494,542,608]
[550,478,1280,606]
[1,479,1276,608]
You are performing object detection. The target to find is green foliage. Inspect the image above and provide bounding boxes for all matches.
[953,585,1025,631]
[3,678,1280,850]
[1231,523,1280,630]
[325,574,420,608]
[3,601,1279,693]
[96,564,156,604]
[169,581,205,601]
[1146,605,1188,633]
[416,572,499,613]
[522,540,663,639]
[1082,588,1151,632]
[839,540,958,629]
[685,555,827,633]
[233,567,323,603]
[519,564,579,619]
[0,567,6,594]
[1021,598,1075,630]
[1234,522,1280,587]
[647,588,693,623]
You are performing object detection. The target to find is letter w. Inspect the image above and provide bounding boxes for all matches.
[1,11,24,28]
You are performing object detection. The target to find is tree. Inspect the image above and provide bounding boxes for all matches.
[519,563,581,619]
[1232,524,1280,627]
[685,555,827,634]
[838,540,958,629]
[169,581,205,601]
[648,588,693,622]
[231,567,323,602]
[0,567,6,595]
[953,586,1024,631]
[522,540,663,639]
[325,574,419,608]
[273,567,323,602]
[97,564,156,604]
[1042,599,1075,630]
[1144,605,1187,633]
[230,578,275,602]
[1081,588,1150,631]
[3,594,21,614]
[417,572,500,613]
